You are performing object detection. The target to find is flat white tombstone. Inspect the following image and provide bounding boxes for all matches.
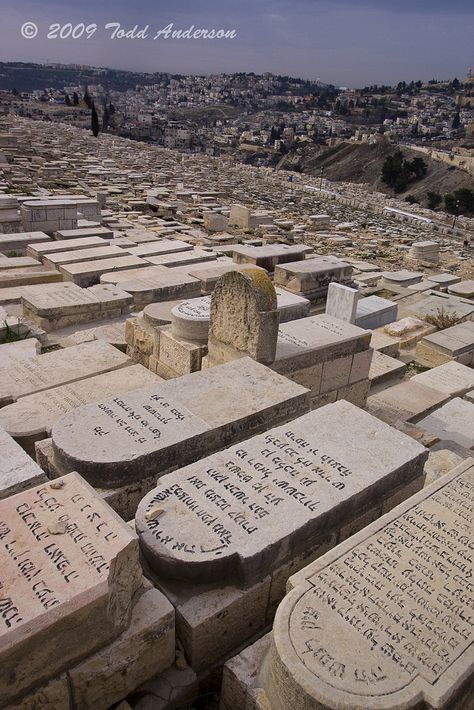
[325,282,358,323]
[0,472,141,706]
[136,400,427,586]
[264,458,474,710]
[51,358,309,488]
[0,340,131,406]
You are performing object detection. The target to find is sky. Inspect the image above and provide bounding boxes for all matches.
[0,0,473,87]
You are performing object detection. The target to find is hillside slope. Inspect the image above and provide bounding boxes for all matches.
[279,141,474,204]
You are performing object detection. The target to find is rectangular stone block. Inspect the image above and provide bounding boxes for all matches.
[0,473,142,706]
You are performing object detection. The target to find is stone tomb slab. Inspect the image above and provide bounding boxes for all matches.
[0,472,142,707]
[42,244,126,270]
[418,398,474,449]
[355,295,398,330]
[113,274,202,308]
[187,263,267,295]
[0,340,131,406]
[135,401,427,669]
[232,245,311,272]
[0,338,40,370]
[0,425,47,499]
[51,358,310,489]
[60,255,146,287]
[273,314,371,374]
[26,236,106,260]
[261,458,474,710]
[274,256,353,301]
[367,380,449,423]
[0,364,161,455]
[0,232,48,256]
[127,239,193,258]
[145,251,217,268]
[411,361,474,398]
[136,400,427,587]
[22,283,132,331]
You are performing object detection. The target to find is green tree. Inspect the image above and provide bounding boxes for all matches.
[91,103,100,138]
[445,189,474,215]
[64,93,71,106]
[426,191,442,209]
[452,108,461,130]
[72,92,79,106]
[84,87,93,110]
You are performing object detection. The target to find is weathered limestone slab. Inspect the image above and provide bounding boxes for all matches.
[0,232,48,256]
[60,255,146,287]
[136,401,427,669]
[53,226,113,240]
[105,271,201,309]
[448,280,474,299]
[0,340,131,406]
[0,338,40,369]
[274,256,353,301]
[42,245,126,270]
[381,269,423,287]
[232,458,474,710]
[208,270,279,366]
[367,380,449,423]
[101,265,180,285]
[145,251,217,268]
[26,236,106,260]
[411,361,474,398]
[0,425,47,499]
[68,588,174,710]
[416,321,474,367]
[0,473,142,706]
[51,358,310,488]
[369,350,406,390]
[187,263,267,295]
[127,239,193,258]
[355,295,398,330]
[274,288,311,322]
[273,314,371,375]
[404,293,474,323]
[22,283,132,330]
[370,330,400,358]
[233,244,311,271]
[0,364,161,455]
[325,282,358,322]
[418,398,474,449]
[137,400,427,586]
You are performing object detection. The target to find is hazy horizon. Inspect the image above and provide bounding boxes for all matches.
[1,0,473,88]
